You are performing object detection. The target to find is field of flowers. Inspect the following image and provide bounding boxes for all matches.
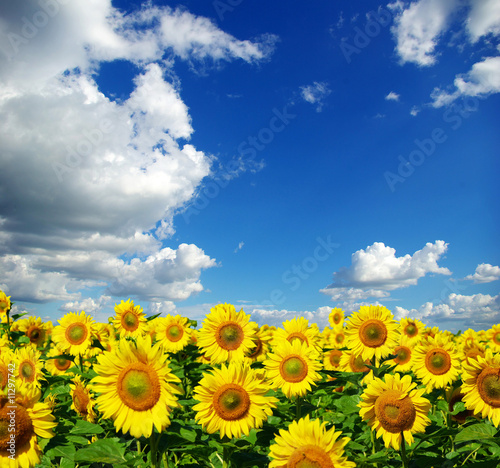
[1,288,500,468]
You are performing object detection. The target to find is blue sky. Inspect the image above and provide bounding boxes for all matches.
[0,0,499,332]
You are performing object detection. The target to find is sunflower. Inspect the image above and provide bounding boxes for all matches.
[459,342,486,368]
[91,335,181,438]
[154,315,191,353]
[263,339,322,398]
[245,325,273,363]
[70,375,96,422]
[13,345,44,387]
[268,414,355,468]
[11,317,49,348]
[272,317,321,351]
[113,299,147,339]
[338,350,374,385]
[0,352,13,392]
[0,290,11,316]
[461,350,500,427]
[323,348,343,371]
[197,303,258,364]
[45,347,74,376]
[345,305,400,362]
[193,362,277,439]
[485,324,500,353]
[52,311,96,356]
[0,382,56,468]
[456,328,480,351]
[399,317,425,345]
[447,385,474,424]
[328,325,347,349]
[390,335,415,373]
[328,307,345,327]
[413,334,461,391]
[359,372,431,450]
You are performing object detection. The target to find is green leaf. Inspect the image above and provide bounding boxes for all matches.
[70,419,105,435]
[335,395,360,415]
[455,423,497,443]
[74,438,127,464]
[179,426,197,443]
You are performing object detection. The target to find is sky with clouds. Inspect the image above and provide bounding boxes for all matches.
[0,0,498,332]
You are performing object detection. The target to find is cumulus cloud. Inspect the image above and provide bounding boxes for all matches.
[321,241,451,302]
[385,91,400,101]
[394,293,500,329]
[465,0,500,43]
[300,81,331,112]
[249,306,332,329]
[389,0,460,66]
[465,263,500,284]
[0,1,273,306]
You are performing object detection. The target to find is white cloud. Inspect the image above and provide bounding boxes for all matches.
[385,91,400,101]
[390,0,460,66]
[234,241,244,253]
[0,1,272,306]
[300,81,331,112]
[465,263,500,284]
[249,306,332,329]
[431,55,500,106]
[321,241,451,302]
[394,293,500,329]
[465,0,500,42]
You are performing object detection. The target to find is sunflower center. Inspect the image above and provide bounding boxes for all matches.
[27,326,44,344]
[335,333,345,344]
[117,362,161,411]
[213,383,250,421]
[122,311,139,331]
[394,346,411,365]
[55,357,72,371]
[350,354,369,373]
[465,348,483,365]
[66,322,88,345]
[0,402,34,451]
[287,332,309,346]
[288,445,335,468]
[404,323,417,337]
[166,324,183,342]
[216,322,244,350]
[359,320,388,348]
[374,390,416,434]
[494,333,500,345]
[73,386,90,415]
[477,367,500,408]
[280,355,308,383]
[425,349,451,375]
[0,301,7,311]
[20,361,35,382]
[246,338,263,358]
[332,313,342,325]
[0,365,7,390]
[329,350,342,367]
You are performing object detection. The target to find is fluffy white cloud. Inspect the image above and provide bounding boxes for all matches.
[385,91,400,101]
[389,0,460,66]
[465,263,500,284]
[394,293,500,329]
[249,306,332,329]
[300,81,331,112]
[0,1,272,305]
[431,55,500,106]
[321,241,451,302]
[465,0,500,42]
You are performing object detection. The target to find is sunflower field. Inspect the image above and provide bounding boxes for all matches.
[1,289,500,468]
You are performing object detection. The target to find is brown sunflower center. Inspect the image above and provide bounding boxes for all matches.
[288,445,335,468]
[287,332,309,346]
[246,338,263,359]
[329,350,342,367]
[477,367,500,408]
[213,383,250,421]
[27,326,45,345]
[122,311,139,332]
[332,313,342,325]
[359,319,388,348]
[493,333,500,345]
[0,402,34,451]
[404,323,417,337]
[394,346,411,365]
[280,355,308,383]
[374,390,416,434]
[166,324,184,342]
[216,322,244,351]
[350,354,370,373]
[0,301,7,311]
[335,333,345,344]
[20,361,35,382]
[66,322,88,345]
[117,362,161,411]
[425,349,452,375]
[55,357,72,371]
[73,385,90,415]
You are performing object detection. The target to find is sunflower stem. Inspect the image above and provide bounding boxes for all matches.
[400,432,409,468]
[150,431,159,468]
[296,396,302,419]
